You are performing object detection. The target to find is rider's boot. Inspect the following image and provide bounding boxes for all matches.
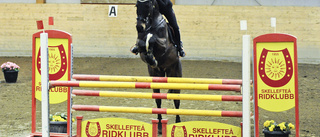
[130,45,139,55]
[177,41,185,57]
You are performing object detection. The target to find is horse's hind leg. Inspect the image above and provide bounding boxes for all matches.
[169,89,181,123]
[166,61,182,123]
[154,89,163,134]
[148,66,165,134]
[174,98,181,123]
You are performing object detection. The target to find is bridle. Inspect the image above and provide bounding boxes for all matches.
[136,0,164,32]
[135,0,173,65]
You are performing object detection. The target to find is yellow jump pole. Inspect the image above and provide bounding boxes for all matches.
[51,81,241,92]
[72,90,243,101]
[72,74,244,85]
[72,105,243,117]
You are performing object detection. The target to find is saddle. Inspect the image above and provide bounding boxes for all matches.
[167,23,176,45]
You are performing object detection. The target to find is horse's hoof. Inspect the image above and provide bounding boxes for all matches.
[130,46,139,55]
[150,60,158,68]
[158,122,162,134]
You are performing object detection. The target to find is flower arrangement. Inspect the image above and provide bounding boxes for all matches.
[263,120,295,132]
[1,62,20,72]
[50,112,74,122]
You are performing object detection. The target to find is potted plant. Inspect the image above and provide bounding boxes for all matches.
[1,61,20,83]
[263,120,295,137]
[49,112,74,133]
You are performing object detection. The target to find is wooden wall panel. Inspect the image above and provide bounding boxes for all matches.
[0,4,319,63]
[80,0,174,4]
[81,0,135,4]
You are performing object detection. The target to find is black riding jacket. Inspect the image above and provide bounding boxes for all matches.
[155,0,180,45]
[156,0,173,14]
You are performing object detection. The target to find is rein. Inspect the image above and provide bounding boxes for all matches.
[145,18,165,32]
[136,0,170,58]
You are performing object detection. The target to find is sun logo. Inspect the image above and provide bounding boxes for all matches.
[265,58,286,80]
[49,53,62,74]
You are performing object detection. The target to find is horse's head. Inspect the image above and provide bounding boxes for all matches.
[135,0,176,68]
[136,0,158,33]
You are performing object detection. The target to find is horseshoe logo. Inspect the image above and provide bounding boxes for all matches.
[259,48,293,87]
[171,125,187,137]
[37,44,67,80]
[85,121,101,137]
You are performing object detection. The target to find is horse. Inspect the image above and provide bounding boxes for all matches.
[134,0,182,134]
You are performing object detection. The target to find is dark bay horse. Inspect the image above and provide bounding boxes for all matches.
[134,0,182,133]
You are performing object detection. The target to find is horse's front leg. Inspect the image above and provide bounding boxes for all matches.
[145,33,158,67]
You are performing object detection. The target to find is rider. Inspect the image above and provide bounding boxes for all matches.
[131,0,185,57]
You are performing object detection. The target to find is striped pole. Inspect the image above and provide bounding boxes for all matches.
[73,74,244,85]
[72,90,243,101]
[72,105,243,117]
[51,81,241,92]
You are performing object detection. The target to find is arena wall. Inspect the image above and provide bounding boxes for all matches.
[0,4,319,63]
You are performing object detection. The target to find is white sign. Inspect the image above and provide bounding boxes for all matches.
[271,17,276,27]
[240,20,247,31]
[108,5,118,17]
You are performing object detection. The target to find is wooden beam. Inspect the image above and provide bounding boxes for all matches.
[171,0,175,5]
[36,0,46,4]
